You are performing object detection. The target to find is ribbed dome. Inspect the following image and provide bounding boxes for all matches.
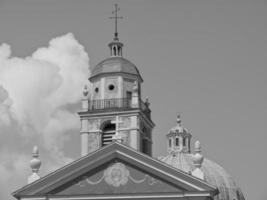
[158,153,245,200]
[167,121,190,137]
[90,57,143,81]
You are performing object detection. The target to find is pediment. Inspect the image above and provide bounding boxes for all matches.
[51,161,182,195]
[13,142,217,199]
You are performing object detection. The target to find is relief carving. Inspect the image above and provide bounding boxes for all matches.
[75,162,162,188]
[104,163,129,187]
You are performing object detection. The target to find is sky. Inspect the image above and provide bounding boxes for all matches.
[0,0,266,199]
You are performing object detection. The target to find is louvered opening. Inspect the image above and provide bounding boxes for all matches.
[101,123,116,146]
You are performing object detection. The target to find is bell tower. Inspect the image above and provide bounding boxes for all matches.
[78,4,154,157]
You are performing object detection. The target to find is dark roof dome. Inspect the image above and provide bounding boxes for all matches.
[159,153,245,200]
[90,57,143,81]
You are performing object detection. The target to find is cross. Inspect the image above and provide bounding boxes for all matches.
[109,4,123,40]
[111,116,124,142]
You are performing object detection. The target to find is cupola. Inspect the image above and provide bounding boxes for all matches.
[108,3,123,57]
[166,115,192,154]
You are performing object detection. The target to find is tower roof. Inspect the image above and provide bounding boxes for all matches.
[90,57,143,81]
[89,4,143,82]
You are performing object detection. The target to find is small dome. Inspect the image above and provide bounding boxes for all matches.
[168,123,190,136]
[167,115,190,136]
[90,57,143,81]
[158,153,245,200]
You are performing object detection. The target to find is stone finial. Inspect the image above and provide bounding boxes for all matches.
[82,85,89,111]
[131,81,139,107]
[28,146,41,184]
[192,141,204,180]
[145,97,150,107]
[177,114,182,126]
[83,85,89,97]
[132,81,138,93]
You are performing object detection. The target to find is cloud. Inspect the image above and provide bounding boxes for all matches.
[0,33,90,199]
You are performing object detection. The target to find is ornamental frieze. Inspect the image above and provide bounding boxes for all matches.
[76,162,161,188]
[57,162,181,195]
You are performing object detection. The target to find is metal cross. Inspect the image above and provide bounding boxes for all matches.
[109,4,123,40]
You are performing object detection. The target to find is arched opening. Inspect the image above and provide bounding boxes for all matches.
[118,46,121,56]
[113,46,117,56]
[169,138,172,148]
[175,137,179,146]
[101,122,116,146]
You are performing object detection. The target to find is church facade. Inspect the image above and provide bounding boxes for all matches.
[12,5,245,200]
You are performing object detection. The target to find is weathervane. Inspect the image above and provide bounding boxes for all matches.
[109,4,123,40]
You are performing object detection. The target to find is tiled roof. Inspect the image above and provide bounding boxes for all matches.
[90,57,142,80]
[159,153,245,200]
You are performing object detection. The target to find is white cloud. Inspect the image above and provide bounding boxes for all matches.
[0,33,90,199]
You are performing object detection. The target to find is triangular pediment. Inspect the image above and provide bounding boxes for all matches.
[13,142,217,199]
[52,160,182,195]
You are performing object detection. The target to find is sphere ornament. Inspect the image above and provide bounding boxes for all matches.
[193,141,204,168]
[30,146,41,173]
[28,146,41,184]
[83,85,89,97]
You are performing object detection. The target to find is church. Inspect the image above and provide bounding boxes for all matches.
[12,5,245,200]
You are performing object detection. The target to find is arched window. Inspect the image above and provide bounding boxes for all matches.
[169,139,172,148]
[118,46,121,56]
[101,123,115,146]
[175,137,179,146]
[113,46,117,56]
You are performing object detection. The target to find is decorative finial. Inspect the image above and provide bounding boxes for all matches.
[177,114,182,126]
[193,141,204,167]
[192,141,204,180]
[194,140,201,153]
[28,146,41,184]
[145,97,150,107]
[109,4,123,40]
[132,81,138,92]
[83,85,89,97]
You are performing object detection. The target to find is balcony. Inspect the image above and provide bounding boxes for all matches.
[87,98,151,118]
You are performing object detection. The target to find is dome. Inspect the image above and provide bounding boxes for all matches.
[161,115,245,200]
[90,57,143,81]
[167,115,190,137]
[158,153,245,200]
